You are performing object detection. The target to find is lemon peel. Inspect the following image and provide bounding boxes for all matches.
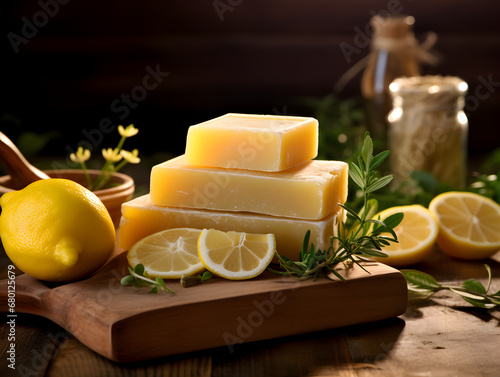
[197,228,276,280]
[429,191,500,259]
[0,179,115,282]
[126,228,204,279]
[370,205,438,267]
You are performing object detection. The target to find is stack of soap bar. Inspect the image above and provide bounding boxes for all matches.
[119,113,348,259]
[150,155,348,220]
[185,113,318,171]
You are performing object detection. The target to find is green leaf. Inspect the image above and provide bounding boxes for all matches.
[348,162,364,188]
[461,279,487,294]
[370,222,398,240]
[133,278,144,289]
[461,297,491,308]
[378,235,398,244]
[366,175,394,193]
[450,288,486,302]
[306,246,317,271]
[407,288,435,301]
[382,212,404,229]
[357,248,388,258]
[377,238,391,246]
[133,263,145,275]
[364,198,379,219]
[489,297,500,305]
[485,264,492,293]
[370,150,390,171]
[361,132,373,170]
[353,199,379,230]
[357,155,366,175]
[327,267,346,281]
[401,270,442,290]
[339,203,363,223]
[201,271,213,282]
[300,230,311,260]
[156,277,167,290]
[120,275,135,286]
[302,229,311,251]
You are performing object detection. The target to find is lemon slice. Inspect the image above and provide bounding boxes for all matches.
[127,228,205,278]
[371,205,438,267]
[197,228,276,280]
[429,191,500,259]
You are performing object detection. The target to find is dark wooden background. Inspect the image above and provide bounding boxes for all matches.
[1,0,500,160]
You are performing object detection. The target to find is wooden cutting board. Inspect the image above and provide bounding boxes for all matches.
[0,247,407,363]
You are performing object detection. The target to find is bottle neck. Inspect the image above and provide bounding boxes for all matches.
[371,35,418,54]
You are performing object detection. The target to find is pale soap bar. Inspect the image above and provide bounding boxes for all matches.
[119,195,341,260]
[185,113,319,172]
[150,155,348,220]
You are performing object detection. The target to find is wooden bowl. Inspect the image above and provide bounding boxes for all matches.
[0,169,134,228]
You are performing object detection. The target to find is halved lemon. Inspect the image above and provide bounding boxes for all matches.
[127,228,205,278]
[429,191,500,259]
[197,228,276,280]
[371,205,439,267]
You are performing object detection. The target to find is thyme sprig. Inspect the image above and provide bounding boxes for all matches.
[268,132,403,281]
[402,265,500,309]
[120,264,214,293]
[120,264,175,294]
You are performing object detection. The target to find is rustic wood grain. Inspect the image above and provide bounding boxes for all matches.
[46,338,212,377]
[1,247,499,376]
[0,249,407,363]
[0,313,68,377]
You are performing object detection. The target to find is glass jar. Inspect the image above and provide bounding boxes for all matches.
[388,75,468,188]
[361,14,420,146]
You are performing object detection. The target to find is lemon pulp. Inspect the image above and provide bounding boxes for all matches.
[371,205,438,267]
[429,191,500,259]
[126,228,204,279]
[197,228,276,280]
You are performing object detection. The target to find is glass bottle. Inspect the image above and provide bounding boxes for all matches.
[387,75,469,188]
[361,14,420,147]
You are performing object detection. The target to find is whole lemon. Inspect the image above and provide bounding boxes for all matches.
[0,178,116,282]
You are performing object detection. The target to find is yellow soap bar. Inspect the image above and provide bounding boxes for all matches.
[185,113,319,171]
[150,155,348,220]
[119,195,341,260]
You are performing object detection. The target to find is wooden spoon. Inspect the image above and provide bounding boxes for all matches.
[0,131,50,190]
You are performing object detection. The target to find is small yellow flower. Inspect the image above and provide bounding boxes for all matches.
[102,148,122,162]
[118,124,139,138]
[121,149,141,164]
[70,147,91,163]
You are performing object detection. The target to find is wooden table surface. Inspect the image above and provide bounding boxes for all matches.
[1,244,499,377]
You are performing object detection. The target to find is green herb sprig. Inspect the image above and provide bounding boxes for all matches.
[120,264,175,294]
[180,271,213,287]
[402,265,500,309]
[268,132,403,281]
[121,264,214,293]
